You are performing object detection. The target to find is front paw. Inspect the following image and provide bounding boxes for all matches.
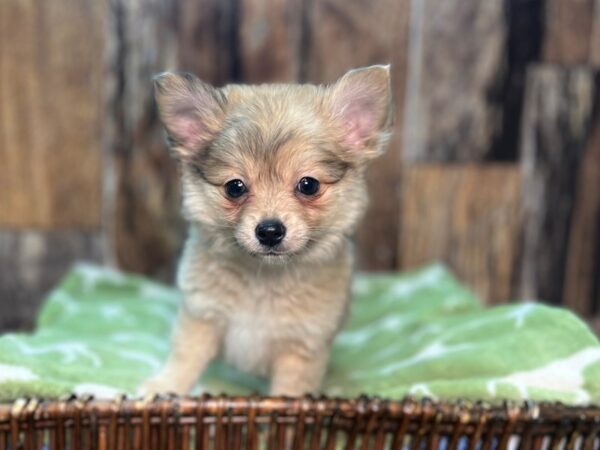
[138,373,181,396]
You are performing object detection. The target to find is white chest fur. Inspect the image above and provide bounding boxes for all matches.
[222,299,274,375]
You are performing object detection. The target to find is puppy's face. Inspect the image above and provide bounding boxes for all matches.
[155,66,392,264]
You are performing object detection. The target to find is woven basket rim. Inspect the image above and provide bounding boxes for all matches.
[2,395,600,449]
[2,395,599,423]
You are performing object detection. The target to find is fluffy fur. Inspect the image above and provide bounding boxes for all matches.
[141,65,393,396]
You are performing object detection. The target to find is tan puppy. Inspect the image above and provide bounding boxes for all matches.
[141,65,392,396]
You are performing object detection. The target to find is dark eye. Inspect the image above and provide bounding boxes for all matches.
[297,177,320,196]
[224,179,247,199]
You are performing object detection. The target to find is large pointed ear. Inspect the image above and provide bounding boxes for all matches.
[154,72,226,159]
[327,65,393,159]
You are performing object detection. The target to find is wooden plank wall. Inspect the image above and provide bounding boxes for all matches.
[400,165,522,304]
[540,0,600,318]
[0,0,104,228]
[519,66,600,310]
[399,0,600,312]
[1,0,600,330]
[400,0,521,303]
[103,0,182,278]
[0,0,106,329]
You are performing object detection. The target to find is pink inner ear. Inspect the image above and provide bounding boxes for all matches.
[175,119,200,148]
[169,109,206,149]
[340,99,378,148]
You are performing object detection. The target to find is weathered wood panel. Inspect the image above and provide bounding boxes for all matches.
[592,0,600,67]
[537,1,600,318]
[399,165,522,304]
[0,231,102,331]
[0,0,105,227]
[402,0,506,162]
[563,118,600,315]
[307,0,411,270]
[177,0,238,82]
[238,0,304,82]
[103,0,183,278]
[492,0,544,161]
[519,65,599,306]
[543,0,596,65]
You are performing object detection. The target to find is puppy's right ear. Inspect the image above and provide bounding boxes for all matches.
[154,72,226,159]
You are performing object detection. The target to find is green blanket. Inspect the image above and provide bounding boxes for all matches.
[1,263,599,404]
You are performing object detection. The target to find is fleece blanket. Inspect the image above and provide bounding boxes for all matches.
[1,263,599,404]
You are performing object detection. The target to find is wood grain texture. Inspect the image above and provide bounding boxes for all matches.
[491,0,544,161]
[0,0,105,227]
[238,0,304,82]
[563,117,600,316]
[519,65,599,306]
[177,0,238,82]
[592,0,600,67]
[402,0,506,162]
[0,231,101,331]
[543,0,596,65]
[307,0,411,270]
[399,165,522,304]
[104,0,183,277]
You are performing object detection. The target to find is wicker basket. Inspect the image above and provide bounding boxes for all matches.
[1,395,599,450]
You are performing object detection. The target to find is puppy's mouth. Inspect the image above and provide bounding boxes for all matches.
[252,249,292,258]
[246,244,308,261]
[232,235,313,261]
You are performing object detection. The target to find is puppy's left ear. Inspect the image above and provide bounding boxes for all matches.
[154,72,226,160]
[327,65,393,160]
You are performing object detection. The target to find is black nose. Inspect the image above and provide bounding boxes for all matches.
[255,220,286,247]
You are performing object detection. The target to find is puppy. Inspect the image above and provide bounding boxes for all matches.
[141,65,392,396]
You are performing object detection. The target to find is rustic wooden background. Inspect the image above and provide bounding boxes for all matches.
[1,0,600,331]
